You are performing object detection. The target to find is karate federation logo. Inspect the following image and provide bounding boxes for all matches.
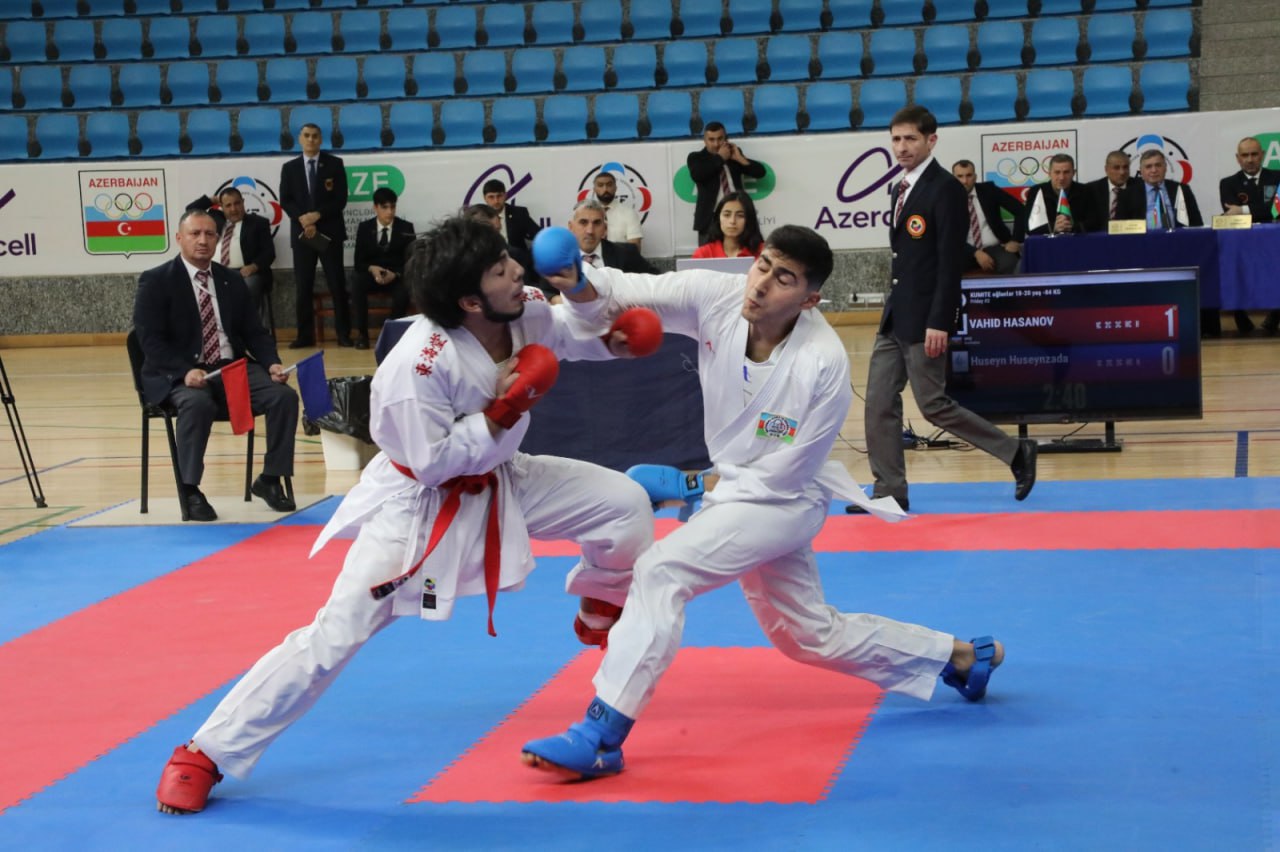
[756,412,798,444]
[213,176,285,234]
[1119,133,1194,184]
[576,161,654,223]
[79,169,168,257]
[906,215,926,238]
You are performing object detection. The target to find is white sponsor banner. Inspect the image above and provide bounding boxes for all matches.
[0,108,1275,276]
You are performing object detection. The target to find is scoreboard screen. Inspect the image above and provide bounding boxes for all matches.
[946,267,1202,424]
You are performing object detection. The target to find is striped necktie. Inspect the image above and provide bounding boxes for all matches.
[219,221,234,266]
[967,193,982,248]
[893,178,909,227]
[196,270,220,364]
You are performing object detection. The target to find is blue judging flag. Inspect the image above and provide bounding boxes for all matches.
[293,351,334,419]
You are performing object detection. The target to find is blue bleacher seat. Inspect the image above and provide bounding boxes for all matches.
[491,98,536,144]
[511,48,556,93]
[215,59,260,105]
[714,38,760,85]
[0,69,11,110]
[315,56,358,101]
[1031,17,1079,65]
[37,0,80,16]
[237,106,283,153]
[698,87,745,134]
[100,18,143,61]
[727,0,772,35]
[913,75,963,124]
[858,79,907,128]
[182,0,221,12]
[118,64,162,107]
[337,103,383,150]
[52,20,94,62]
[5,21,48,64]
[433,5,477,49]
[563,45,606,91]
[86,112,131,159]
[931,1,976,22]
[923,24,971,73]
[481,3,525,47]
[543,94,588,142]
[1024,68,1074,118]
[244,14,286,56]
[69,65,112,109]
[186,110,232,156]
[1036,0,1080,14]
[133,0,174,11]
[1082,65,1132,115]
[827,0,873,29]
[84,0,126,13]
[362,55,406,100]
[868,28,917,77]
[976,20,1026,69]
[411,52,455,98]
[580,0,622,43]
[1143,9,1192,59]
[1086,14,1135,62]
[387,8,429,52]
[338,9,381,53]
[273,0,312,9]
[981,0,1027,18]
[663,41,708,87]
[593,92,639,140]
[968,71,1018,121]
[645,90,692,138]
[1139,60,1190,112]
[288,105,333,140]
[752,84,800,134]
[678,0,723,37]
[147,18,191,60]
[195,16,237,58]
[18,66,63,111]
[817,32,861,79]
[530,2,574,45]
[34,114,79,159]
[166,62,212,106]
[136,110,181,156]
[879,0,924,26]
[461,51,506,95]
[628,4,671,40]
[765,34,811,81]
[0,116,27,161]
[439,99,485,146]
[804,82,852,130]
[1091,0,1136,7]
[389,101,433,148]
[265,58,309,102]
[291,12,335,54]
[777,0,821,31]
[612,43,657,89]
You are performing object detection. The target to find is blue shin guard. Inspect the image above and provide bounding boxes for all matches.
[626,464,705,521]
[521,697,635,779]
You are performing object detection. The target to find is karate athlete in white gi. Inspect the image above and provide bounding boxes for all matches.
[156,217,663,814]
[522,224,1005,779]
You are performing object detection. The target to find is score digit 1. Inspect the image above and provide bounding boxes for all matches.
[1164,305,1178,337]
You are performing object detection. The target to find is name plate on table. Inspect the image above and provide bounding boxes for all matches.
[1108,219,1147,235]
[1212,214,1253,230]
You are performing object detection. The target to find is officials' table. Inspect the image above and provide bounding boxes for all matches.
[376,319,711,472]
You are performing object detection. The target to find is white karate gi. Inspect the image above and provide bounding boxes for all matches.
[192,290,654,779]
[568,268,955,720]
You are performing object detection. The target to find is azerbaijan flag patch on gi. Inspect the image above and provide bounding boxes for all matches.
[756,412,798,443]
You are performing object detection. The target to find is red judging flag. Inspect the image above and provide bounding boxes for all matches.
[219,358,254,435]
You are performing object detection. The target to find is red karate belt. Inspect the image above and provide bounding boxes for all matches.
[370,460,502,636]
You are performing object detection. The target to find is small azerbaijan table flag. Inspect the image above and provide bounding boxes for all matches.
[293,351,334,420]
[1056,187,1072,222]
[1272,187,1279,220]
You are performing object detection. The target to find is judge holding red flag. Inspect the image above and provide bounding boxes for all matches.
[132,209,299,522]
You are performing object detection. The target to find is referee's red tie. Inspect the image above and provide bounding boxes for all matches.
[893,178,909,227]
[219,221,234,266]
[196,270,220,364]
[968,193,982,248]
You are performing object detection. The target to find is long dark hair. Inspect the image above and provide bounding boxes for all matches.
[703,191,763,253]
[406,217,508,328]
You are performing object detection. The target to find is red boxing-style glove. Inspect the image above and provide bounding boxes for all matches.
[484,343,560,429]
[602,307,663,358]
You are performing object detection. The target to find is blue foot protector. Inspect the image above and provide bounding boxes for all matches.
[940,635,998,701]
[522,697,634,780]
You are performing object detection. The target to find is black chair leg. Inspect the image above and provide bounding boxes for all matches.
[244,428,255,502]
[163,412,188,522]
[140,411,149,514]
[284,476,294,504]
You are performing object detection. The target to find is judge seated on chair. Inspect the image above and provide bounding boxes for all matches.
[132,210,299,522]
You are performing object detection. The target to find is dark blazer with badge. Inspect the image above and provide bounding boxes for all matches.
[882,158,967,344]
[502,203,541,251]
[1024,180,1098,235]
[1115,179,1203,227]
[600,239,658,274]
[1219,168,1280,223]
[133,256,280,405]
[279,151,348,246]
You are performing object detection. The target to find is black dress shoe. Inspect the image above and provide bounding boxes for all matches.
[846,497,908,514]
[288,338,315,349]
[1011,438,1038,501]
[251,476,296,512]
[354,337,369,350]
[336,336,354,348]
[183,488,218,522]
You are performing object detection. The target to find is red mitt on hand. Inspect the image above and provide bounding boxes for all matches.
[484,343,560,429]
[602,307,663,358]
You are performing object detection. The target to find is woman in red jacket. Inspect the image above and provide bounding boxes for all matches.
[691,192,763,259]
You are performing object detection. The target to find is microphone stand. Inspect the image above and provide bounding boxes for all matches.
[0,353,47,508]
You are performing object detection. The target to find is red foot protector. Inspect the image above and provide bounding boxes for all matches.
[156,745,223,812]
[410,647,884,804]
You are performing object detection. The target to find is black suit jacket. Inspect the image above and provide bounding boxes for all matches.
[132,256,280,405]
[600,239,658,274]
[687,147,766,234]
[1115,179,1204,227]
[1219,168,1280,223]
[353,216,416,277]
[1024,181,1098,235]
[1085,177,1131,230]
[279,151,348,245]
[502,203,541,251]
[967,181,1027,250]
[882,159,967,342]
[232,212,275,288]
